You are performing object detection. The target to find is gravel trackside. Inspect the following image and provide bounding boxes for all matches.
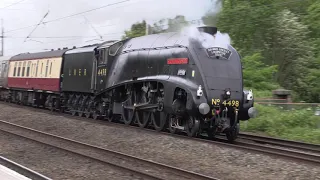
[0,103,320,180]
[0,131,146,180]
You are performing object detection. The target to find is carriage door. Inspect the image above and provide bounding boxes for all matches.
[95,48,108,92]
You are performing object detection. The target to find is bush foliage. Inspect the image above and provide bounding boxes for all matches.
[241,104,320,144]
[242,53,278,90]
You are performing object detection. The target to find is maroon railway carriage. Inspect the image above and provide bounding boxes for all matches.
[5,50,67,105]
[7,50,67,92]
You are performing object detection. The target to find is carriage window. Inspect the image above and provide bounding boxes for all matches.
[45,60,49,77]
[49,62,52,75]
[26,62,31,77]
[22,62,26,77]
[34,63,36,76]
[35,61,39,77]
[13,62,17,77]
[40,62,43,76]
[17,62,21,76]
[30,64,33,77]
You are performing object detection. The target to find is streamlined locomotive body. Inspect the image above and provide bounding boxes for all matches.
[0,26,256,141]
[61,26,255,141]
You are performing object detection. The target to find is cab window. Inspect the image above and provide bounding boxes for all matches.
[95,48,108,65]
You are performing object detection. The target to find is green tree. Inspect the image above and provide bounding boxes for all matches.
[122,20,146,39]
[304,1,320,57]
[270,9,314,95]
[242,53,278,90]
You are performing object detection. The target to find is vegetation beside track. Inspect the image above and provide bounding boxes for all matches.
[240,103,320,144]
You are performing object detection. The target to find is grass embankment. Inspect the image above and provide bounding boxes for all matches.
[240,90,320,144]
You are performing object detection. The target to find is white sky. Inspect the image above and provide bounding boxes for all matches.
[0,0,216,56]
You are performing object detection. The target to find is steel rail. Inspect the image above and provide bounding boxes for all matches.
[0,156,52,180]
[0,120,219,180]
[1,102,320,166]
[238,132,320,154]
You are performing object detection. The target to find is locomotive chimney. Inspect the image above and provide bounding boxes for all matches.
[197,26,218,36]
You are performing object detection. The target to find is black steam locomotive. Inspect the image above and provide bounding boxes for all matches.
[0,26,256,141]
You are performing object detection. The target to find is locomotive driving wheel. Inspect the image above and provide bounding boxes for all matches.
[152,110,168,131]
[122,106,135,125]
[136,111,151,128]
[136,90,151,128]
[122,92,135,125]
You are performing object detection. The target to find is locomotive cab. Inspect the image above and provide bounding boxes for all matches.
[93,40,124,92]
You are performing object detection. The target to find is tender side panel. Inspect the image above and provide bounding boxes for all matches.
[61,51,94,93]
[7,57,62,92]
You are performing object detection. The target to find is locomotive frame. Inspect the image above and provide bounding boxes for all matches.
[0,26,256,142]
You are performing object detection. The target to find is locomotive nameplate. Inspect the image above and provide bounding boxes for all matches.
[206,47,232,60]
[212,98,239,107]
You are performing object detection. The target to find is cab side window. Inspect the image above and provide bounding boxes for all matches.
[95,48,108,65]
[99,50,105,64]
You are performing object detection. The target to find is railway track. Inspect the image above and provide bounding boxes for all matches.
[0,156,52,180]
[222,138,320,165]
[0,120,219,180]
[1,102,320,166]
[238,132,320,154]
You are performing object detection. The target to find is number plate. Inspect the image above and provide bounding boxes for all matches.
[206,47,232,60]
[212,99,240,107]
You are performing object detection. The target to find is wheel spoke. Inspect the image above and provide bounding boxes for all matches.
[152,111,168,131]
[137,111,151,128]
[122,107,135,125]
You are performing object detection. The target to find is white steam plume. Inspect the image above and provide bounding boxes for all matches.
[181,25,231,49]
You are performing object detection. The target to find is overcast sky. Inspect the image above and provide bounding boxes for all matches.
[0,0,217,56]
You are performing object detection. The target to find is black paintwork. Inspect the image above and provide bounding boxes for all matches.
[61,46,97,93]
[59,30,246,118]
[90,31,244,116]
